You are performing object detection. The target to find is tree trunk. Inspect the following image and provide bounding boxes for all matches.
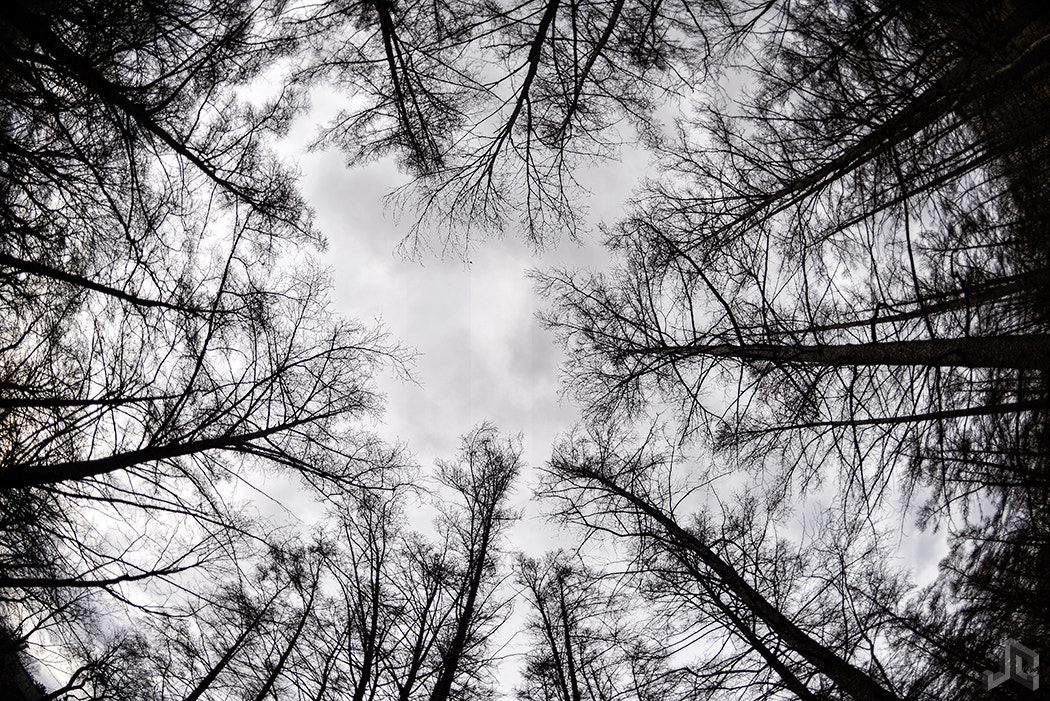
[640,334,1050,370]
[428,515,493,701]
[0,414,335,489]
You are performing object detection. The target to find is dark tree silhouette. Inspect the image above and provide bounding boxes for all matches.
[5,0,1050,698]
[428,423,521,701]
[541,424,922,701]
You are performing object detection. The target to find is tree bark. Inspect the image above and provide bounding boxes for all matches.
[0,414,335,489]
[638,334,1050,370]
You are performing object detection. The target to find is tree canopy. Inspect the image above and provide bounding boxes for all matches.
[2,0,1048,699]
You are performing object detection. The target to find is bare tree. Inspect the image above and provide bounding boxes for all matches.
[540,423,934,701]
[428,423,521,701]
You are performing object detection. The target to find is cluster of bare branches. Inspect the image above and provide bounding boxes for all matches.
[128,425,521,701]
[294,0,779,250]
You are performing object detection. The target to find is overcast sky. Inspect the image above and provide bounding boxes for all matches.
[274,99,650,523]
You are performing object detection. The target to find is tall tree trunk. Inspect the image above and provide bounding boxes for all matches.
[557,578,583,701]
[182,589,285,701]
[0,413,338,488]
[428,515,493,701]
[637,334,1050,369]
[395,584,441,701]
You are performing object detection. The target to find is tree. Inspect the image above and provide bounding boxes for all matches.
[331,489,405,701]
[531,3,1050,696]
[515,550,683,701]
[428,423,521,701]
[541,423,928,701]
